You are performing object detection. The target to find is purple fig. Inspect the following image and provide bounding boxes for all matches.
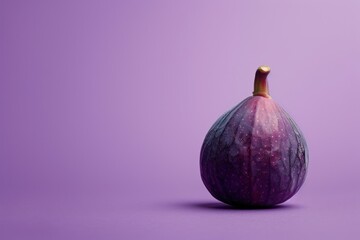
[200,66,308,207]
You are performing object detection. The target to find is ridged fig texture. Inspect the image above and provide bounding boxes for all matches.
[200,67,308,207]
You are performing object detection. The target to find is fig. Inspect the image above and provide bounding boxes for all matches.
[200,66,308,207]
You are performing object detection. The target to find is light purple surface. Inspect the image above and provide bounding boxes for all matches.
[1,1,360,239]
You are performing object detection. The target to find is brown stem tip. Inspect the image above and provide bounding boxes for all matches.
[253,65,271,98]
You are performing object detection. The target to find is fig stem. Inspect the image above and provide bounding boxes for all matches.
[253,66,271,98]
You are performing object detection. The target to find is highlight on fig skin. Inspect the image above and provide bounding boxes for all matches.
[200,66,309,207]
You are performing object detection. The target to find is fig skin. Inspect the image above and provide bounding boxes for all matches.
[200,67,308,207]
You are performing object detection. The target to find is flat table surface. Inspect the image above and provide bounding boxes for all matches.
[2,188,359,240]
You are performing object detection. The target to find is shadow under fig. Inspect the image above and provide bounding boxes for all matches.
[173,201,300,211]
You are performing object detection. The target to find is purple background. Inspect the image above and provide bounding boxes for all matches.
[1,0,360,239]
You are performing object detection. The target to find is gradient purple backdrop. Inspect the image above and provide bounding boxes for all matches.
[1,0,360,239]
